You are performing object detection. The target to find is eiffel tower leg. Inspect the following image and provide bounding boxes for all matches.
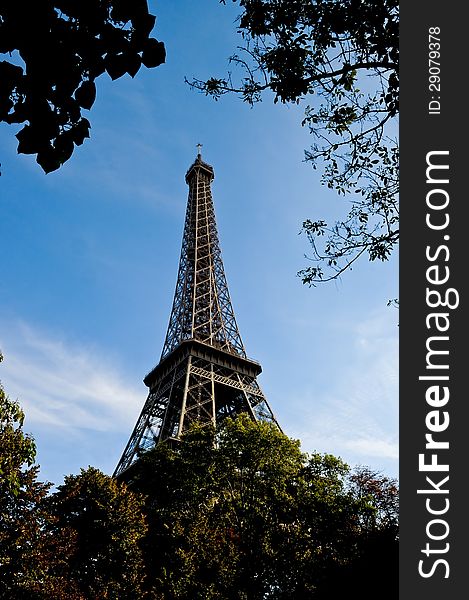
[177,356,192,437]
[210,363,216,427]
[113,394,156,477]
[235,372,258,421]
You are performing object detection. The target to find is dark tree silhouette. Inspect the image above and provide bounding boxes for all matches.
[189,0,399,285]
[0,0,165,173]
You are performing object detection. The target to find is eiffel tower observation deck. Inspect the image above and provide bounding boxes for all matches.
[114,150,279,478]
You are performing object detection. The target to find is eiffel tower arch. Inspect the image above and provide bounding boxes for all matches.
[114,151,279,478]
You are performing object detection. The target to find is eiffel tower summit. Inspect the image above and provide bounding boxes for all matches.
[114,148,279,478]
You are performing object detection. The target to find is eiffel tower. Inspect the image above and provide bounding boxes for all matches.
[114,149,279,478]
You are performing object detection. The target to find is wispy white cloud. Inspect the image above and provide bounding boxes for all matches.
[0,310,398,479]
[283,307,398,471]
[0,321,144,434]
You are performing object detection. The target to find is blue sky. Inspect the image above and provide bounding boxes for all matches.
[0,0,398,486]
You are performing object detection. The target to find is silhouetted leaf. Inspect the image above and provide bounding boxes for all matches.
[130,13,156,47]
[36,144,61,173]
[69,118,91,146]
[54,132,75,163]
[104,53,128,80]
[16,126,41,155]
[126,53,142,77]
[75,80,97,109]
[141,38,166,68]
[132,11,155,36]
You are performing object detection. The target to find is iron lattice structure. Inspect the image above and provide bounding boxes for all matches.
[114,153,279,478]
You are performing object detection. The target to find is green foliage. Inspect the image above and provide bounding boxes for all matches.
[130,415,398,598]
[189,0,399,285]
[0,0,165,173]
[0,354,52,598]
[45,467,148,599]
[0,379,36,496]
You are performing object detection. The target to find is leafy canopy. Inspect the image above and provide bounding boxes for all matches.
[0,352,36,496]
[45,467,148,599]
[189,0,399,285]
[0,0,165,173]
[1,354,52,597]
[129,414,398,599]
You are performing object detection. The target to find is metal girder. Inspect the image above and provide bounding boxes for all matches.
[190,365,265,399]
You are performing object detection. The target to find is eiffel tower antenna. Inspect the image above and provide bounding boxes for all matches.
[114,152,280,478]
